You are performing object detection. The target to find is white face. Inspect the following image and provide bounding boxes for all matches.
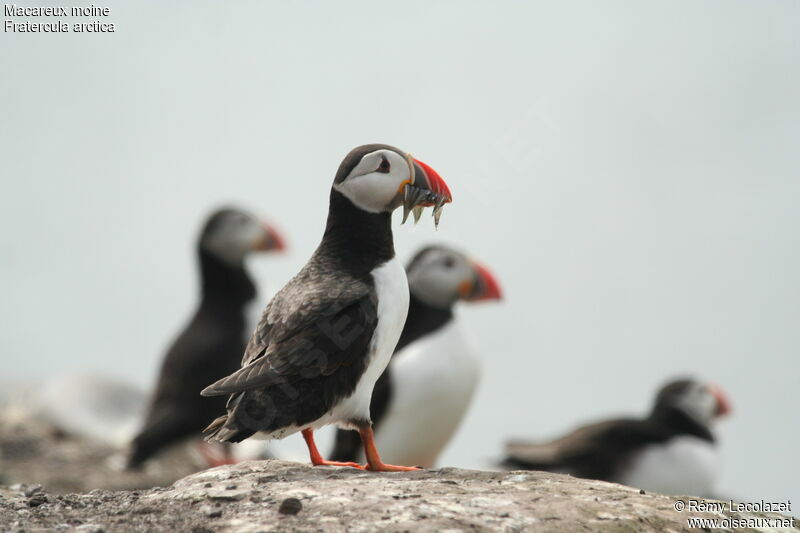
[200,209,268,266]
[407,247,475,308]
[667,381,721,427]
[676,383,719,426]
[333,149,414,213]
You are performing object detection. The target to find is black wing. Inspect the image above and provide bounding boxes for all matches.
[503,418,671,481]
[201,261,379,439]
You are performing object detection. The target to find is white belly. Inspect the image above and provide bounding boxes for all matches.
[616,435,719,496]
[326,257,410,427]
[370,321,480,467]
[255,258,409,441]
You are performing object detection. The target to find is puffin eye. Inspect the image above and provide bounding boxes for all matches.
[443,257,455,268]
[376,156,391,174]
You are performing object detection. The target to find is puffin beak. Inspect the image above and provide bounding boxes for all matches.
[459,261,503,302]
[708,383,731,418]
[401,155,453,227]
[252,222,287,252]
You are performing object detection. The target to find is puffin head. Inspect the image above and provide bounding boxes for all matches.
[199,207,286,266]
[333,144,453,227]
[653,378,732,427]
[406,245,502,308]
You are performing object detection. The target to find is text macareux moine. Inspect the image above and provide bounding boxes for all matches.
[4,4,115,32]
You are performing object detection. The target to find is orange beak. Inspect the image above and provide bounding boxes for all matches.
[401,156,453,227]
[252,221,287,252]
[460,262,503,302]
[413,158,453,206]
[708,383,732,418]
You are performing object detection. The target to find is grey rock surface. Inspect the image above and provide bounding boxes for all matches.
[1,460,796,532]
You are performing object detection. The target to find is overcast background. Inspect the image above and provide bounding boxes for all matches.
[2,0,798,504]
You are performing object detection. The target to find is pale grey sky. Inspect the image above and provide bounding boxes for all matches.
[1,0,798,504]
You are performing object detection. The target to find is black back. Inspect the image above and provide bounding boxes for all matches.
[201,189,398,442]
[127,249,256,468]
[329,291,454,462]
[502,405,715,482]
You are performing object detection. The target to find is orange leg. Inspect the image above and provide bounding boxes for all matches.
[302,429,364,469]
[358,426,421,472]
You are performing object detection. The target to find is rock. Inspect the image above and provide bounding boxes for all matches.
[0,460,796,532]
[75,525,105,533]
[23,484,43,497]
[199,504,223,518]
[0,412,208,493]
[27,493,48,507]
[277,497,302,515]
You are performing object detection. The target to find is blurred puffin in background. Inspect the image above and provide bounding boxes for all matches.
[201,144,452,471]
[126,207,285,469]
[330,244,502,467]
[502,378,731,496]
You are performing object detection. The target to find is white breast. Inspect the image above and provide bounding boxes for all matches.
[370,321,480,468]
[616,435,719,496]
[327,256,409,426]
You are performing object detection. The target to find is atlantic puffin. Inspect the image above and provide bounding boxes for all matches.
[502,378,731,496]
[201,144,452,471]
[126,207,286,469]
[329,244,501,467]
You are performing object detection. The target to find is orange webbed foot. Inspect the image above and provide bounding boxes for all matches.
[312,460,365,469]
[365,462,421,472]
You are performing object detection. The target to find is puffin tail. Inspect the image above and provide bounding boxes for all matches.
[202,415,228,440]
[202,414,254,443]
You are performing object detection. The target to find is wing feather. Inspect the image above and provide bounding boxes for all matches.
[201,262,377,397]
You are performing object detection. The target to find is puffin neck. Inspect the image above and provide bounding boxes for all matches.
[198,248,257,304]
[318,189,396,274]
[648,404,715,442]
[395,291,454,353]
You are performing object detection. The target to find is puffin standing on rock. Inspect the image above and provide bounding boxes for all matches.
[330,244,502,467]
[502,378,731,496]
[127,207,286,469]
[202,144,453,472]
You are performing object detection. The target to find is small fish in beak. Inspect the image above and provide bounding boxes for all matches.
[401,156,453,228]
